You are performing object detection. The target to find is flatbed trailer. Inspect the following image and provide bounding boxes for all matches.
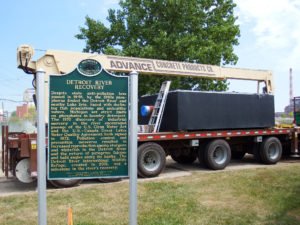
[2,124,299,182]
[136,127,300,177]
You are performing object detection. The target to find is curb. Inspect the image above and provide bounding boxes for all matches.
[0,177,16,183]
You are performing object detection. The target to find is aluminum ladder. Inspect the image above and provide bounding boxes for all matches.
[148,81,171,132]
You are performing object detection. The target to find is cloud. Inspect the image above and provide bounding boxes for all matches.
[233,0,300,110]
[235,0,300,49]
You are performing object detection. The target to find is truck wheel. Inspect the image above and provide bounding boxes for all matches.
[260,137,282,164]
[138,142,166,178]
[170,149,197,164]
[15,158,37,183]
[49,179,83,188]
[204,139,231,170]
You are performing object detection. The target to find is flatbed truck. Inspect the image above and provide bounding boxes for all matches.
[1,45,299,187]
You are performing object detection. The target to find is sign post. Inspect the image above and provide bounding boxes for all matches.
[129,71,138,225]
[36,69,47,225]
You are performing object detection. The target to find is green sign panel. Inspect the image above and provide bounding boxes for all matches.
[48,59,129,179]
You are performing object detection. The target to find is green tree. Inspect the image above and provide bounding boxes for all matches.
[8,106,36,124]
[23,106,37,123]
[8,111,21,123]
[76,0,240,95]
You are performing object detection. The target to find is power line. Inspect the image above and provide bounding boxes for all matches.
[0,98,25,103]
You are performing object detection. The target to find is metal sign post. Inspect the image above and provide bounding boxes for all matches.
[36,69,47,225]
[129,71,138,225]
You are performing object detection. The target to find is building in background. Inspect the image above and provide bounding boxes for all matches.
[16,103,29,118]
[15,88,35,119]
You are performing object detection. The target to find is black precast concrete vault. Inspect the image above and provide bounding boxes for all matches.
[139,90,275,131]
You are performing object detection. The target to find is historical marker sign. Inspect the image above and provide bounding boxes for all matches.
[48,59,129,179]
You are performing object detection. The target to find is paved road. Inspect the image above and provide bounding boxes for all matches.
[1,156,299,196]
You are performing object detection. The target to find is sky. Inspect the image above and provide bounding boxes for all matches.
[0,0,299,113]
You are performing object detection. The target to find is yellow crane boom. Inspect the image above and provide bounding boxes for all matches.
[17,44,274,124]
[17,44,273,93]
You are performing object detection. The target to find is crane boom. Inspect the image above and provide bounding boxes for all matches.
[17,45,273,93]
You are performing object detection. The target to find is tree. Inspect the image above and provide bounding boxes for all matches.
[8,111,20,123]
[8,106,36,124]
[23,106,37,123]
[76,0,240,95]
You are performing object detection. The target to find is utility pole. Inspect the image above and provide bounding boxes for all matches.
[289,68,293,104]
[1,102,4,123]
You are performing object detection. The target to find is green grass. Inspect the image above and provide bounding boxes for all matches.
[1,164,300,225]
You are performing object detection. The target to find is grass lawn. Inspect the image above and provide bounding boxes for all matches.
[0,163,300,225]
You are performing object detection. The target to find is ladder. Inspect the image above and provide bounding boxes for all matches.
[148,81,171,132]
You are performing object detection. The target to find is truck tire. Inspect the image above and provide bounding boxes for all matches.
[260,137,282,164]
[49,179,83,188]
[204,139,231,170]
[138,142,166,178]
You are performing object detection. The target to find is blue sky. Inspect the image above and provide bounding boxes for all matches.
[0,0,299,113]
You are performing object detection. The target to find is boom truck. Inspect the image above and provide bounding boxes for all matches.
[1,44,299,188]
